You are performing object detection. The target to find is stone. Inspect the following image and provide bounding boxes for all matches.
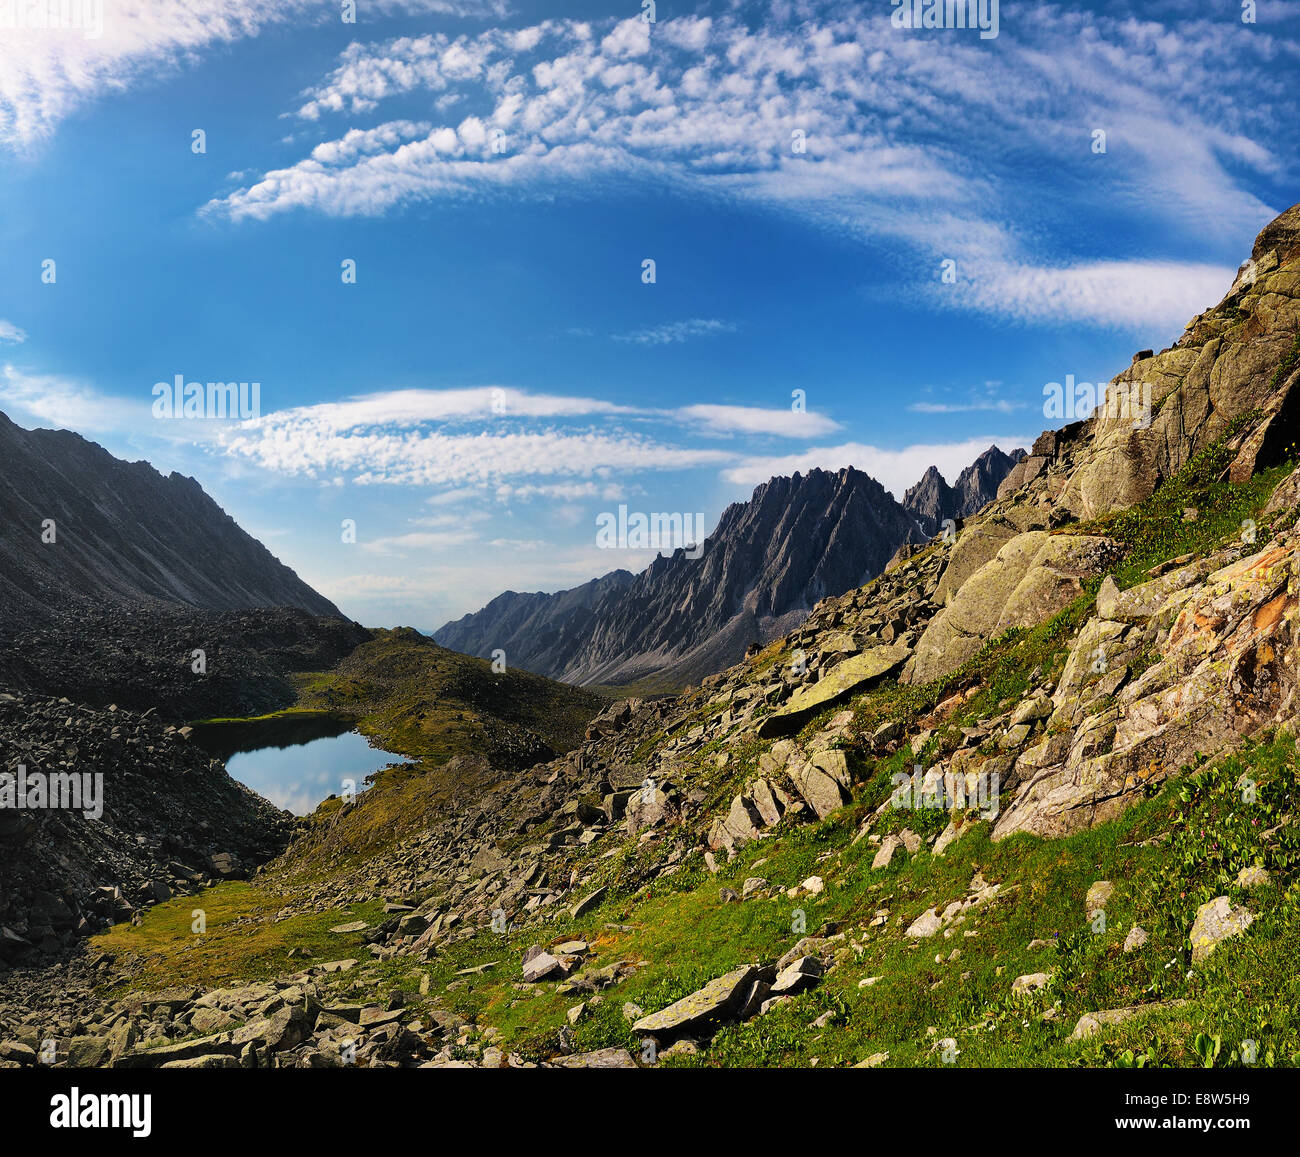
[1085,880,1114,914]
[1011,972,1051,995]
[723,794,764,844]
[555,1047,638,1068]
[748,778,786,827]
[910,532,1115,683]
[905,908,944,938]
[1069,1001,1188,1042]
[872,834,902,869]
[854,1051,890,1067]
[1236,866,1270,889]
[756,646,911,737]
[771,956,823,996]
[1189,897,1255,963]
[632,966,757,1039]
[521,951,566,983]
[787,761,847,820]
[809,748,851,788]
[571,887,607,920]
[1123,926,1148,953]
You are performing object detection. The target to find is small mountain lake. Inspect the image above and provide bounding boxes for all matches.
[191,712,410,816]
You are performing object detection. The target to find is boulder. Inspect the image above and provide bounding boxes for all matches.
[756,646,910,737]
[1189,896,1255,963]
[632,966,757,1040]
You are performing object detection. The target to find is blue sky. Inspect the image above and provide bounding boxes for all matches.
[0,0,1296,630]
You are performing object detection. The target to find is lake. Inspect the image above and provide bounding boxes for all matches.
[193,715,410,815]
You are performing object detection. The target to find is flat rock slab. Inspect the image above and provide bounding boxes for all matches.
[757,646,910,737]
[555,1047,638,1068]
[633,965,757,1038]
[1070,1001,1189,1042]
[571,886,607,920]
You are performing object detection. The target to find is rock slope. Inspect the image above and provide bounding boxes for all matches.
[0,410,341,626]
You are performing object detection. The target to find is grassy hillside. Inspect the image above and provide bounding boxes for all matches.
[295,627,606,768]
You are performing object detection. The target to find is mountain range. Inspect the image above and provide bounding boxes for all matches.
[434,447,1023,687]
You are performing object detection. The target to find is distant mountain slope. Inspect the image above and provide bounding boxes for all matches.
[435,569,635,678]
[0,411,340,624]
[436,453,1021,688]
[902,446,1026,537]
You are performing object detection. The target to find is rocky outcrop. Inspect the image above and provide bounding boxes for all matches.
[992,536,1299,841]
[908,532,1120,684]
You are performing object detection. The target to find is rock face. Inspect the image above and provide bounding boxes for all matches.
[432,570,636,681]
[436,454,1018,688]
[908,532,1120,683]
[992,539,1300,841]
[0,410,343,627]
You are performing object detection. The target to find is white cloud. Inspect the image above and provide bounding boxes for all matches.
[204,4,1292,329]
[219,417,734,486]
[0,0,508,147]
[612,318,738,345]
[954,259,1237,331]
[909,399,1025,415]
[0,320,26,344]
[677,403,841,438]
[245,386,637,432]
[362,528,481,554]
[0,363,142,432]
[493,480,624,502]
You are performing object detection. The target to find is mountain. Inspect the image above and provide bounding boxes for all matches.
[436,451,1022,688]
[902,446,1026,537]
[435,569,636,679]
[0,410,340,625]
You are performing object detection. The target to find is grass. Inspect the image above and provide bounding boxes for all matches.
[282,730,1298,1069]
[95,882,389,992]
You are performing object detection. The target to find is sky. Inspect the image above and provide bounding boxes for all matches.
[0,0,1296,631]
